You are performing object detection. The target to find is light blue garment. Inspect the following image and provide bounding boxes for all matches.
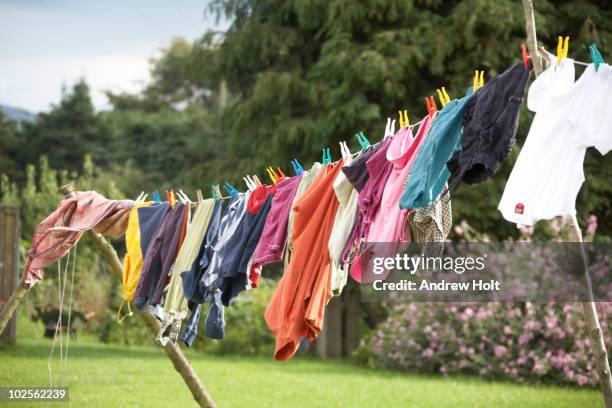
[400,90,473,209]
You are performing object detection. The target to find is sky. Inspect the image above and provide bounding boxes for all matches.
[0,0,225,112]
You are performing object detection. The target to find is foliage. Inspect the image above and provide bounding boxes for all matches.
[0,155,122,331]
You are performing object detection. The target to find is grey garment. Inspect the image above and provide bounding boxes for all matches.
[411,186,452,256]
[205,290,225,340]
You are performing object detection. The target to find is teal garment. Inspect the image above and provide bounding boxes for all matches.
[399,90,474,209]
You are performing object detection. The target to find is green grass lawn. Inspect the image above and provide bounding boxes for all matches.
[0,324,602,407]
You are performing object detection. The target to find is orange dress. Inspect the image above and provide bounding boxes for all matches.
[265,161,344,361]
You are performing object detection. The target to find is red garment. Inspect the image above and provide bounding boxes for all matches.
[22,191,133,289]
[247,185,276,215]
[264,161,343,361]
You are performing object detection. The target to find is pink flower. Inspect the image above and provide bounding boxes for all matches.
[586,214,598,236]
[494,345,508,358]
[576,374,589,386]
[454,225,464,236]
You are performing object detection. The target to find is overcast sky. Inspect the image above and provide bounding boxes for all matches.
[0,0,225,112]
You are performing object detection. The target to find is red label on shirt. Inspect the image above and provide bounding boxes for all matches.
[515,203,524,214]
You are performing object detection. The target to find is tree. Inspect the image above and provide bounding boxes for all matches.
[19,80,109,172]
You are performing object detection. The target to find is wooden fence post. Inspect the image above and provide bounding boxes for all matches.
[0,205,21,344]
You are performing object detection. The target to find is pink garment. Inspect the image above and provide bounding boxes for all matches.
[367,115,433,243]
[23,191,134,289]
[251,175,302,271]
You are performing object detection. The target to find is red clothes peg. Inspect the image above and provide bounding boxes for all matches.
[276,167,286,179]
[520,43,530,70]
[429,95,438,113]
[425,97,432,117]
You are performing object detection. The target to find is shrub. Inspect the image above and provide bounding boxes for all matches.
[356,301,611,387]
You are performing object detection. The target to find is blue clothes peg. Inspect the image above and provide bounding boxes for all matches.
[294,158,304,175]
[359,131,370,148]
[224,182,239,196]
[589,44,604,71]
[152,191,161,203]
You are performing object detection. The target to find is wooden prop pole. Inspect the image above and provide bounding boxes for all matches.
[0,186,217,408]
[521,3,612,406]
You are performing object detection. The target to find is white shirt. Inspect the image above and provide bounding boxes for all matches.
[499,60,612,225]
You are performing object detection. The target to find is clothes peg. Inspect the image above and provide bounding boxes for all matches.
[215,185,223,198]
[252,175,262,186]
[359,131,370,148]
[390,119,396,135]
[196,189,203,202]
[266,167,278,184]
[556,36,570,65]
[520,43,530,70]
[276,167,286,179]
[425,97,432,116]
[294,159,304,174]
[430,96,438,113]
[478,72,484,89]
[211,186,217,199]
[243,176,255,191]
[442,86,450,104]
[224,182,239,196]
[398,110,409,129]
[589,44,604,71]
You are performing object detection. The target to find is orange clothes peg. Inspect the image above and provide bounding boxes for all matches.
[521,43,530,70]
[276,167,286,179]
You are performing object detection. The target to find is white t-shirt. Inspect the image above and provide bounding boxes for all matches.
[499,59,612,225]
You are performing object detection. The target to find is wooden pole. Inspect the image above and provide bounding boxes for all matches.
[520,3,612,406]
[87,230,217,408]
[0,284,27,336]
[1,186,217,408]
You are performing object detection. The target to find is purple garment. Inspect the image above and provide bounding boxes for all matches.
[341,138,393,263]
[134,203,187,308]
[252,175,302,268]
[342,145,378,192]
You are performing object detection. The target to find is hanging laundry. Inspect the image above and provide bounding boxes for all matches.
[215,187,275,306]
[122,201,154,302]
[410,186,452,256]
[180,198,224,346]
[328,142,359,296]
[452,61,533,185]
[23,191,133,289]
[250,174,303,286]
[368,114,433,243]
[499,60,611,225]
[134,202,188,309]
[400,91,472,209]
[138,202,171,258]
[343,137,394,283]
[161,198,217,337]
[284,162,323,264]
[265,160,344,361]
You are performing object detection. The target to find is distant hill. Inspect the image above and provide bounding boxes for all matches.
[0,104,36,125]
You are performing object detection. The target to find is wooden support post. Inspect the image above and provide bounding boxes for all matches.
[521,3,612,406]
[87,230,216,408]
[0,206,22,340]
[1,186,217,407]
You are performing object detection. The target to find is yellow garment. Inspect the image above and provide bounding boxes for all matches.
[122,201,153,301]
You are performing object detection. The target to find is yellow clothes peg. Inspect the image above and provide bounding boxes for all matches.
[266,167,277,184]
[436,89,446,107]
[398,110,409,128]
[556,36,569,65]
[437,87,451,107]
[442,86,450,104]
[473,71,485,92]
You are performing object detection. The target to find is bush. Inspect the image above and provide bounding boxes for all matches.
[356,302,611,387]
